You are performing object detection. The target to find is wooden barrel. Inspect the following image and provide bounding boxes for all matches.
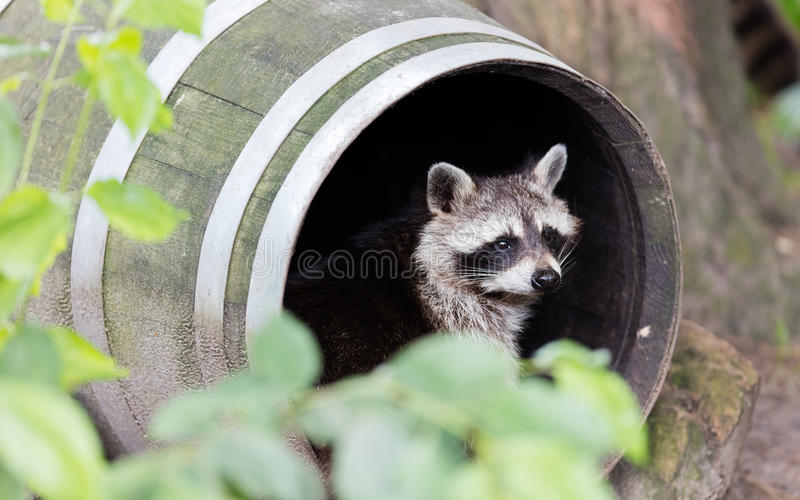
[1,0,681,456]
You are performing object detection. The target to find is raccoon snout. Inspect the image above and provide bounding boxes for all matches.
[531,269,560,292]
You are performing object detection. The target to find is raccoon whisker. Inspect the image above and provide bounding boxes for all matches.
[458,267,499,275]
[459,265,500,271]
[458,273,498,280]
[558,255,575,269]
[558,247,578,269]
[458,269,499,277]
[559,257,577,272]
[558,242,577,263]
[476,289,510,298]
[559,264,577,277]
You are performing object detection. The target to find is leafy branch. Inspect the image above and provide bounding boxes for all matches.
[0,0,201,325]
[18,0,87,187]
[0,0,203,496]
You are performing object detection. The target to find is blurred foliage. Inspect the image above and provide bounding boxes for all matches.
[75,26,172,137]
[775,317,791,359]
[87,179,188,242]
[772,83,800,143]
[768,0,800,146]
[0,312,648,500]
[0,1,649,499]
[775,0,800,34]
[0,0,196,320]
[0,0,201,493]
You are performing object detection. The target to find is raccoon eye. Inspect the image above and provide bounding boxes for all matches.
[494,240,512,251]
[542,227,563,252]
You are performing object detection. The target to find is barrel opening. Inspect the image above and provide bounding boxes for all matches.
[288,67,645,368]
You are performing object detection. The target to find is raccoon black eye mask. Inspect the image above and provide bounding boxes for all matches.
[457,235,521,280]
[284,143,581,384]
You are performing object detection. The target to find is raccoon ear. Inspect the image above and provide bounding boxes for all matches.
[530,143,567,194]
[427,162,475,213]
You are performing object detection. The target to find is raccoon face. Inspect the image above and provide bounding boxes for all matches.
[418,144,580,300]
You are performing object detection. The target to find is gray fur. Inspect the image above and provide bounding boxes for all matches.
[415,144,580,356]
[532,143,567,193]
[427,162,476,213]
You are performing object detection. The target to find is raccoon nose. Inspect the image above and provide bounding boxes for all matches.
[531,269,560,291]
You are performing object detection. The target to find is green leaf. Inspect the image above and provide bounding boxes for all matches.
[0,326,9,349]
[87,179,188,242]
[250,313,322,391]
[205,430,324,500]
[151,103,173,133]
[332,413,454,500]
[384,335,516,407]
[76,29,171,137]
[299,379,402,445]
[0,324,61,386]
[103,447,226,500]
[0,98,22,197]
[150,389,229,442]
[468,436,615,500]
[151,375,287,441]
[103,449,176,499]
[551,362,648,465]
[776,0,800,35]
[0,379,104,500]
[531,339,611,372]
[39,0,76,22]
[151,473,227,500]
[775,317,791,359]
[0,324,125,391]
[444,463,494,500]
[0,466,25,500]
[0,186,71,280]
[212,375,289,429]
[1,75,23,94]
[0,275,27,325]
[773,83,800,141]
[479,378,618,458]
[45,327,127,389]
[115,0,207,35]
[0,39,51,59]
[72,68,91,88]
[108,26,142,55]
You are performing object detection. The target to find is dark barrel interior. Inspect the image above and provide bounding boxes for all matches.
[287,68,644,372]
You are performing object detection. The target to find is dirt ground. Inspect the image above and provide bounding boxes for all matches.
[724,337,800,500]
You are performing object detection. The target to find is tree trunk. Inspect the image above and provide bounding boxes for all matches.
[467,0,800,340]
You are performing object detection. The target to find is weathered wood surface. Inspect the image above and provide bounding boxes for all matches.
[611,320,760,499]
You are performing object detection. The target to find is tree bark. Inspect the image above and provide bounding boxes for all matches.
[467,0,800,340]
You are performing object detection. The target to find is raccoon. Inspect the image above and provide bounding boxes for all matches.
[284,143,580,383]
